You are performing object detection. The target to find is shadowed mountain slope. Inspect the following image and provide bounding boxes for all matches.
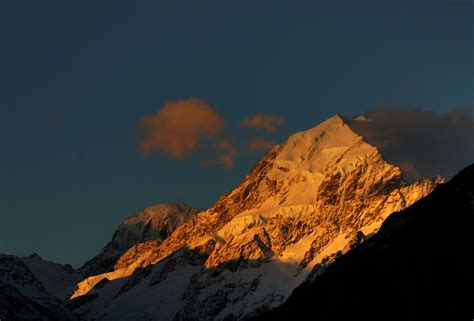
[0,254,77,321]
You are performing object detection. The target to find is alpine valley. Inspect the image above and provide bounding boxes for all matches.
[3,115,468,321]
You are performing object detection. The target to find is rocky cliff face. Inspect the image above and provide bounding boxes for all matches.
[79,202,200,277]
[0,254,77,321]
[70,115,442,320]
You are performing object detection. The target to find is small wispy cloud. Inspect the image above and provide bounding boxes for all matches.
[214,139,238,169]
[240,114,286,134]
[246,137,276,153]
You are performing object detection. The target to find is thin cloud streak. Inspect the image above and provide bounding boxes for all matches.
[240,114,286,134]
[247,137,276,153]
[214,139,238,169]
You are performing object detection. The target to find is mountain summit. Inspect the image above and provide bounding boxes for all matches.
[71,115,441,320]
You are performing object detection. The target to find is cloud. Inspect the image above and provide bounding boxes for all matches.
[240,114,286,133]
[47,113,64,126]
[247,137,276,153]
[138,98,224,159]
[200,139,238,169]
[347,107,474,180]
[215,139,238,169]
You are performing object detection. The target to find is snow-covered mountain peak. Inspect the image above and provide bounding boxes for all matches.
[215,114,388,217]
[79,202,200,277]
[121,202,199,236]
[276,114,362,164]
[275,114,378,170]
[70,115,442,320]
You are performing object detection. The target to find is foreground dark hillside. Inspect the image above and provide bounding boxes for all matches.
[255,164,474,321]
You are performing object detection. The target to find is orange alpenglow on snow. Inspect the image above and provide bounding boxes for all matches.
[70,115,441,321]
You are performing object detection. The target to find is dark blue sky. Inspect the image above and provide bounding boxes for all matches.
[1,1,473,266]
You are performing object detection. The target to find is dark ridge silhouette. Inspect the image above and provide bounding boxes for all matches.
[253,164,474,321]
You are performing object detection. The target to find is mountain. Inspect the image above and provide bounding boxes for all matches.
[0,203,198,320]
[21,253,82,300]
[79,202,200,277]
[69,115,441,321]
[254,164,474,321]
[0,254,77,321]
